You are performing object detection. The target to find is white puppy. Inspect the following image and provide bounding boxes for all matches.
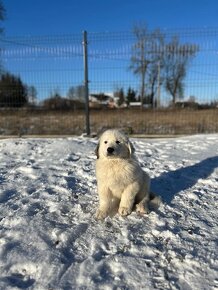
[95,129,154,220]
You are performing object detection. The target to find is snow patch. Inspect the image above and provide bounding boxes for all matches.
[0,135,217,289]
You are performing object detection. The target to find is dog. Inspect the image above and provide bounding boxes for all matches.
[95,129,159,219]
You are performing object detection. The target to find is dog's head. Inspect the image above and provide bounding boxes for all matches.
[95,129,135,159]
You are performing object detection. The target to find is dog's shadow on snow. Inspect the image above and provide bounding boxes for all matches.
[151,156,218,204]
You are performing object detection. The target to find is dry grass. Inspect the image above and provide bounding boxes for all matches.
[90,108,218,135]
[0,108,217,136]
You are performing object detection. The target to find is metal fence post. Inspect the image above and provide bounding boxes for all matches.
[83,30,90,136]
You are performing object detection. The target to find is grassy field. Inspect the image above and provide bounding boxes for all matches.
[0,108,217,136]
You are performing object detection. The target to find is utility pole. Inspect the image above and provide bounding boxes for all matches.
[83,30,90,136]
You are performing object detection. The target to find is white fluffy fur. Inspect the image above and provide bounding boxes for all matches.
[95,129,151,219]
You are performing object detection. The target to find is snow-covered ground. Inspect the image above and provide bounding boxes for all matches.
[0,134,217,290]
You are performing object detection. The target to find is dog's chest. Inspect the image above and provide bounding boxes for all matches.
[96,159,137,195]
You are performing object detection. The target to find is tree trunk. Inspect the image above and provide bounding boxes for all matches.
[141,70,145,110]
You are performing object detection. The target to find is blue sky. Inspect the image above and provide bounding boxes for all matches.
[1,1,218,104]
[4,0,218,36]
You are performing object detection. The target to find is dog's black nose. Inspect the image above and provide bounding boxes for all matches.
[107,147,114,154]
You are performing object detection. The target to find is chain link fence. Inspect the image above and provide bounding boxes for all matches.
[0,27,218,136]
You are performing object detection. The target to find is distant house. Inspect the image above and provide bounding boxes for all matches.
[129,102,141,107]
[89,93,118,108]
[175,101,199,109]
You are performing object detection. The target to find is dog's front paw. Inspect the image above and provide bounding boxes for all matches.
[118,207,132,216]
[136,203,150,215]
[95,209,108,220]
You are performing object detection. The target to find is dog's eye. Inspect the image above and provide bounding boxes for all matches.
[116,140,120,144]
[104,141,108,144]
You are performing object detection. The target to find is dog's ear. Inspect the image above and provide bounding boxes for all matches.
[128,141,135,156]
[95,143,100,159]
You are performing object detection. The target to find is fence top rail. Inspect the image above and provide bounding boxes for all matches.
[0,26,218,42]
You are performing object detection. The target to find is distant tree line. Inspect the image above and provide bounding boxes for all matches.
[0,73,217,110]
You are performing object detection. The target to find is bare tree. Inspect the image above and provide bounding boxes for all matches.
[27,85,37,105]
[163,37,199,106]
[130,25,164,108]
[130,26,199,108]
[67,85,85,103]
[146,59,163,108]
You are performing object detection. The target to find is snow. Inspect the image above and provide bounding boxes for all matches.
[0,134,217,290]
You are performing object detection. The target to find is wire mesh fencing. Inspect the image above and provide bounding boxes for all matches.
[0,27,218,136]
